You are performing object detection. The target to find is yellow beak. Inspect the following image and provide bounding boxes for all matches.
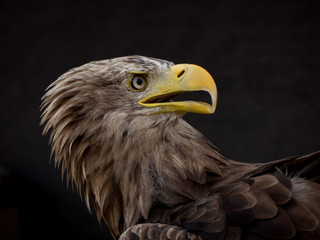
[138,64,217,114]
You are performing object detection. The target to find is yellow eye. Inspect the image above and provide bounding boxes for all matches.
[128,74,148,91]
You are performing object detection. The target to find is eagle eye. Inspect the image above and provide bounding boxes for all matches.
[128,74,148,91]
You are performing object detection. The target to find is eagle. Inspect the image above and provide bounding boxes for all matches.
[40,56,320,240]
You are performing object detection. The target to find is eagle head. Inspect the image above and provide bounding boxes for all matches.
[40,55,218,237]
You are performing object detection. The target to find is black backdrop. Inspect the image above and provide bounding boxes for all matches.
[1,1,320,240]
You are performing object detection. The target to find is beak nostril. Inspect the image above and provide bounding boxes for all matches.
[177,70,185,78]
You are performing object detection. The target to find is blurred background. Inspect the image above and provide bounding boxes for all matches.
[1,0,320,239]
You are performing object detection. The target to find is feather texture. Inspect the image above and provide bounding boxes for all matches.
[41,56,320,239]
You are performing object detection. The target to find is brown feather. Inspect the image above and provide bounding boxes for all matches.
[119,224,203,240]
[285,198,319,231]
[251,190,278,219]
[247,208,296,239]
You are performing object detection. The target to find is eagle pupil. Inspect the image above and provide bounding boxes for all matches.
[136,78,143,85]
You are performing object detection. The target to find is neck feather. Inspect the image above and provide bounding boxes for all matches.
[51,111,229,237]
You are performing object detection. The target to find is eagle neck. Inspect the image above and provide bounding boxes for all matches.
[106,113,228,230]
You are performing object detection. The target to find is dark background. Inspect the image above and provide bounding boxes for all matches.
[1,1,320,239]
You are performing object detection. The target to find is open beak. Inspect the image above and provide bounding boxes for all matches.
[138,64,217,114]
